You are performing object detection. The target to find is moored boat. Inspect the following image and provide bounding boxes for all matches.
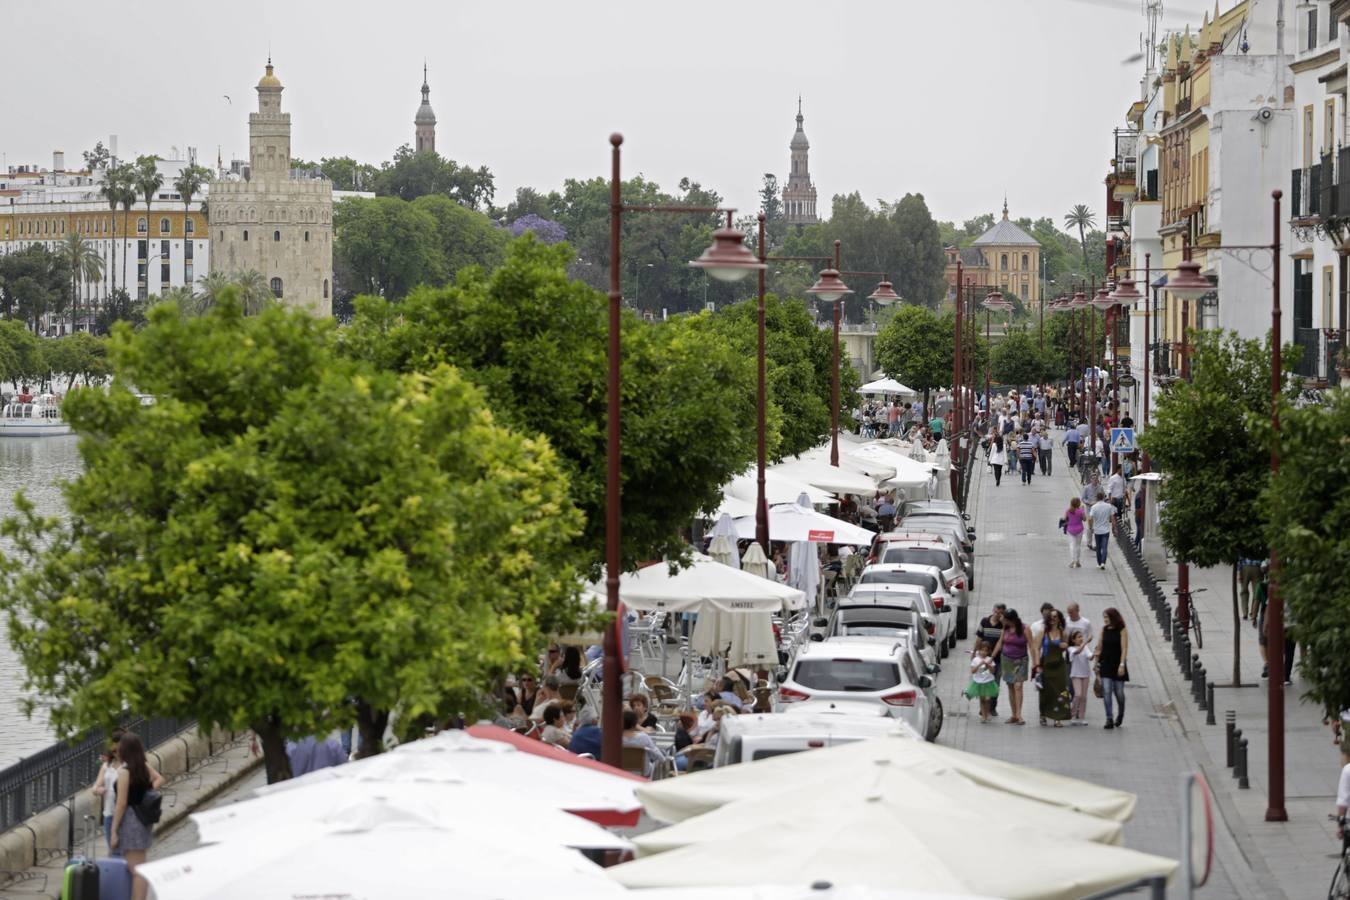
[0,395,72,437]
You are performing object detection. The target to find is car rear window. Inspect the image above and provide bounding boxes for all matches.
[862,570,937,593]
[839,625,910,638]
[751,748,804,761]
[792,659,900,692]
[881,548,953,570]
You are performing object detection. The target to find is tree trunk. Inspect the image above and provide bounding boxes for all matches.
[252,717,293,784]
[354,701,389,759]
[1232,561,1242,686]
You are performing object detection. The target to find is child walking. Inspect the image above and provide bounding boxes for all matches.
[1068,631,1094,726]
[967,640,1000,723]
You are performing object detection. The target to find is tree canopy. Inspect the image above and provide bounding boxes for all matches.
[1265,388,1350,714]
[990,331,1046,388]
[375,145,495,210]
[0,292,583,783]
[875,304,953,410]
[339,237,759,569]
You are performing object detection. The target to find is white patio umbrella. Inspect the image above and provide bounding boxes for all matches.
[740,541,773,579]
[632,760,1125,856]
[773,455,885,495]
[591,553,804,614]
[707,493,755,520]
[847,444,936,495]
[857,377,917,397]
[253,729,642,825]
[608,799,1175,899]
[635,736,1137,825]
[142,819,622,900]
[638,888,997,900]
[695,517,777,667]
[726,469,832,506]
[193,779,631,849]
[732,502,874,547]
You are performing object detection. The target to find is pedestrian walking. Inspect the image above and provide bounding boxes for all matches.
[1238,556,1263,620]
[989,435,1006,487]
[1067,631,1093,725]
[1035,609,1073,727]
[1063,497,1086,568]
[1089,494,1114,569]
[90,729,125,856]
[1017,432,1037,484]
[1065,601,1094,646]
[1063,424,1080,469]
[991,609,1030,725]
[1038,430,1053,475]
[1107,465,1128,516]
[977,604,1006,716]
[1007,431,1020,477]
[966,640,1000,723]
[1133,485,1146,551]
[110,732,165,900]
[1096,607,1129,729]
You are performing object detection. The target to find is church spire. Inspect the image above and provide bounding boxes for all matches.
[1002,195,1009,219]
[415,64,437,154]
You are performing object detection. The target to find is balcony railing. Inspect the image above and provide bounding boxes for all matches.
[1176,95,1193,116]
[1292,328,1345,381]
[1318,149,1350,217]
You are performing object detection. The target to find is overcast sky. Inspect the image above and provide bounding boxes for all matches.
[7,0,1210,228]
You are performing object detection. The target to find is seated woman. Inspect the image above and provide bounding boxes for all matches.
[553,646,585,686]
[628,694,659,730]
[539,704,571,748]
[620,709,664,776]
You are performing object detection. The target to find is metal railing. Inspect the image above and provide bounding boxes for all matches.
[0,715,192,832]
[1294,327,1321,378]
[1291,165,1322,219]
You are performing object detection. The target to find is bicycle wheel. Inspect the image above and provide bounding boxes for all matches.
[1328,855,1350,900]
[1190,603,1203,649]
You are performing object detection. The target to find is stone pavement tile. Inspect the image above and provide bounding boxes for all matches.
[941,442,1256,896]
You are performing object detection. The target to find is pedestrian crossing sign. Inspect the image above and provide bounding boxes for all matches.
[1110,428,1136,454]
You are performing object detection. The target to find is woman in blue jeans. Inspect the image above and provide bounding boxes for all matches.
[1097,607,1130,729]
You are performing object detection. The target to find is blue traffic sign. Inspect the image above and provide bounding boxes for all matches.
[1109,427,1136,454]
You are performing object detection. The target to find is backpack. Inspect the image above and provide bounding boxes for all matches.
[132,788,163,827]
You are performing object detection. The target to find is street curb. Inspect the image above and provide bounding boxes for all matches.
[1100,500,1288,900]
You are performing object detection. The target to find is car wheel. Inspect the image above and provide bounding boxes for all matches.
[928,696,944,741]
[956,608,968,640]
[940,639,949,659]
[948,631,957,650]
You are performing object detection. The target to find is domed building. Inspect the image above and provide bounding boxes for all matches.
[208,60,333,316]
[415,65,437,154]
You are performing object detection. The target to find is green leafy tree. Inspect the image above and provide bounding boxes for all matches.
[759,174,786,250]
[333,196,445,302]
[82,141,112,172]
[875,304,953,412]
[890,193,948,309]
[59,232,106,333]
[0,244,70,332]
[502,186,563,222]
[410,194,508,277]
[1064,204,1096,270]
[990,331,1046,387]
[1139,330,1292,684]
[0,292,583,783]
[43,332,109,389]
[94,289,144,336]
[340,237,758,569]
[376,145,495,210]
[293,156,381,191]
[705,294,859,458]
[1265,389,1350,714]
[0,319,46,388]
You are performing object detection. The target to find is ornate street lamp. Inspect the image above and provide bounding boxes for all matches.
[806,245,853,466]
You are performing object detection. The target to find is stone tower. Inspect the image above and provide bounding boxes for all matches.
[208,60,334,316]
[782,97,818,226]
[415,64,437,154]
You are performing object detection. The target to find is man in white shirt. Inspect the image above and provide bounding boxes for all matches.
[1089,497,1115,569]
[1065,602,1094,645]
[1107,466,1128,514]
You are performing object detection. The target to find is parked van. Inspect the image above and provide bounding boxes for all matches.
[712,700,919,766]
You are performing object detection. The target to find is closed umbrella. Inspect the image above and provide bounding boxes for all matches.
[740,542,773,580]
[786,492,822,612]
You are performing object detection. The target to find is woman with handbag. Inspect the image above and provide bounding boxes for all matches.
[1063,497,1086,568]
[110,732,164,900]
[1034,609,1073,727]
[1097,607,1130,730]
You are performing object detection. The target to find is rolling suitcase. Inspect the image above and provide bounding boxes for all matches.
[94,856,132,900]
[62,860,99,900]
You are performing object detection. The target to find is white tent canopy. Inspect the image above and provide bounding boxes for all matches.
[732,502,873,546]
[592,553,806,613]
[847,443,939,492]
[858,377,917,397]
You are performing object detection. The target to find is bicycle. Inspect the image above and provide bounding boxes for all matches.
[1175,586,1206,649]
[1327,815,1348,899]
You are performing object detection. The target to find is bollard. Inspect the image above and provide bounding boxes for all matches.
[1231,728,1243,772]
[1196,667,1207,709]
[1205,684,1215,724]
[1225,711,1236,766]
[1191,654,1201,686]
[1181,639,1192,678]
[1161,605,1171,640]
[1236,737,1250,789]
[1172,627,1182,663]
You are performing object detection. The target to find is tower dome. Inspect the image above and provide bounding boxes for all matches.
[257,59,282,90]
[790,100,809,149]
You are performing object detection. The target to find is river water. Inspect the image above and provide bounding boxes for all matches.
[0,435,83,767]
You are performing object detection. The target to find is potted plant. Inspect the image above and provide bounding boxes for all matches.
[1336,343,1350,389]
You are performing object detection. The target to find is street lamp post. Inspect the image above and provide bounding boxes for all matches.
[804,241,852,467]
[1265,189,1287,823]
[950,261,963,499]
[606,133,762,768]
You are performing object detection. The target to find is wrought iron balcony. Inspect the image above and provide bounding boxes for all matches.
[1290,165,1322,219]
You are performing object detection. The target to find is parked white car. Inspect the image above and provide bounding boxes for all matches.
[849,571,951,652]
[777,637,941,741]
[855,563,959,650]
[712,700,919,766]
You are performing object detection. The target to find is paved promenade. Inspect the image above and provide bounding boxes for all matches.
[934,433,1341,900]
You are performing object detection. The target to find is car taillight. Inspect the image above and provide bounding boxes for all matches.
[951,578,966,590]
[778,686,811,703]
[882,690,917,707]
[933,598,945,609]
[925,621,935,635]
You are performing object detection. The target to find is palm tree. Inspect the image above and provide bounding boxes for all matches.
[133,155,164,300]
[59,232,106,333]
[192,270,232,316]
[173,164,211,218]
[1063,204,1096,270]
[233,269,274,315]
[115,169,137,300]
[99,165,126,297]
